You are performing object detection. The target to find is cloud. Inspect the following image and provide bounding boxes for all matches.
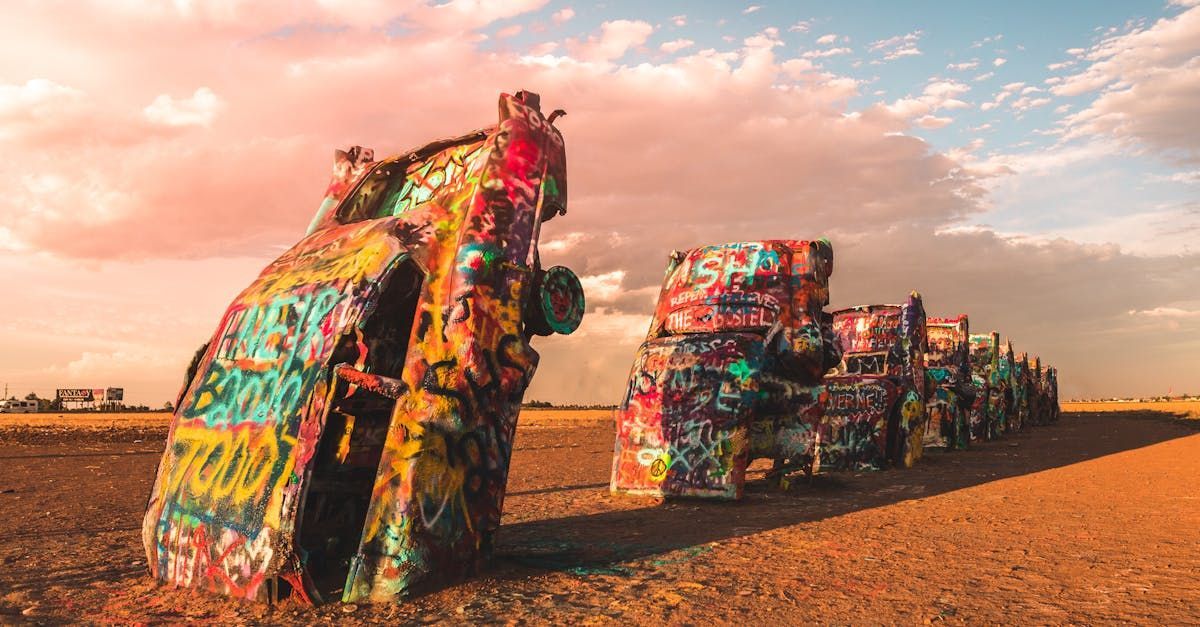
[1054,6,1200,162]
[670,14,686,27]
[578,270,627,303]
[980,81,1026,111]
[801,46,852,59]
[993,57,1007,66]
[552,7,574,24]
[0,79,89,141]
[869,30,922,62]
[881,79,971,121]
[971,34,1003,49]
[1148,170,1200,184]
[659,38,694,54]
[743,5,762,14]
[947,60,979,71]
[1129,307,1200,318]
[915,114,953,129]
[1,1,1197,406]
[0,78,82,116]
[410,0,551,32]
[788,20,811,32]
[816,33,838,45]
[142,87,223,127]
[1010,95,1052,112]
[495,23,523,38]
[570,19,655,62]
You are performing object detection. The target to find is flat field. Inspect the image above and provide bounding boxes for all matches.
[0,408,614,429]
[1,409,1198,624]
[1060,400,1200,419]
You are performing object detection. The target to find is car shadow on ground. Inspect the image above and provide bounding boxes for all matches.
[490,411,1199,580]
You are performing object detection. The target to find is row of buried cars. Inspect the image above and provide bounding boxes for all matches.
[141,92,1058,606]
[609,239,1060,500]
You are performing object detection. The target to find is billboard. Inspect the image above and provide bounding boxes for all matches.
[56,388,124,402]
[57,389,94,401]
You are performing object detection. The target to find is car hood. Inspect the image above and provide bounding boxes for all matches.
[144,217,413,588]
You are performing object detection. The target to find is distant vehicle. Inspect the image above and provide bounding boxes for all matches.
[611,239,837,500]
[0,399,38,413]
[924,315,973,450]
[143,91,582,605]
[826,292,929,469]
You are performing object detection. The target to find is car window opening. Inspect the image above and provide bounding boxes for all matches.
[337,140,489,225]
[295,262,423,602]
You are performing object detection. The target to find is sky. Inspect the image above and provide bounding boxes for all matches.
[1,0,1197,405]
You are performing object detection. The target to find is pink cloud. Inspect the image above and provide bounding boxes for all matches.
[143,87,223,127]
[552,7,575,24]
[659,38,694,54]
[0,2,1196,406]
[568,19,655,62]
[915,114,953,129]
[1055,5,1200,161]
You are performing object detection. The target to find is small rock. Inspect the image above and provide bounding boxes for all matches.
[342,604,358,613]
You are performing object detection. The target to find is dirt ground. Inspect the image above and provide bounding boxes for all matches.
[1,409,1198,625]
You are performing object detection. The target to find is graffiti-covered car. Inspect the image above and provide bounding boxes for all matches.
[1014,353,1031,431]
[923,315,973,450]
[966,333,994,441]
[825,293,929,469]
[1045,365,1060,423]
[991,339,1017,436]
[1028,356,1057,426]
[968,331,1012,440]
[142,91,584,605]
[610,239,837,500]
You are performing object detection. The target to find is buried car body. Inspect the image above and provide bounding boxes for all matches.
[610,239,837,500]
[825,293,929,469]
[142,91,583,605]
[923,315,973,450]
